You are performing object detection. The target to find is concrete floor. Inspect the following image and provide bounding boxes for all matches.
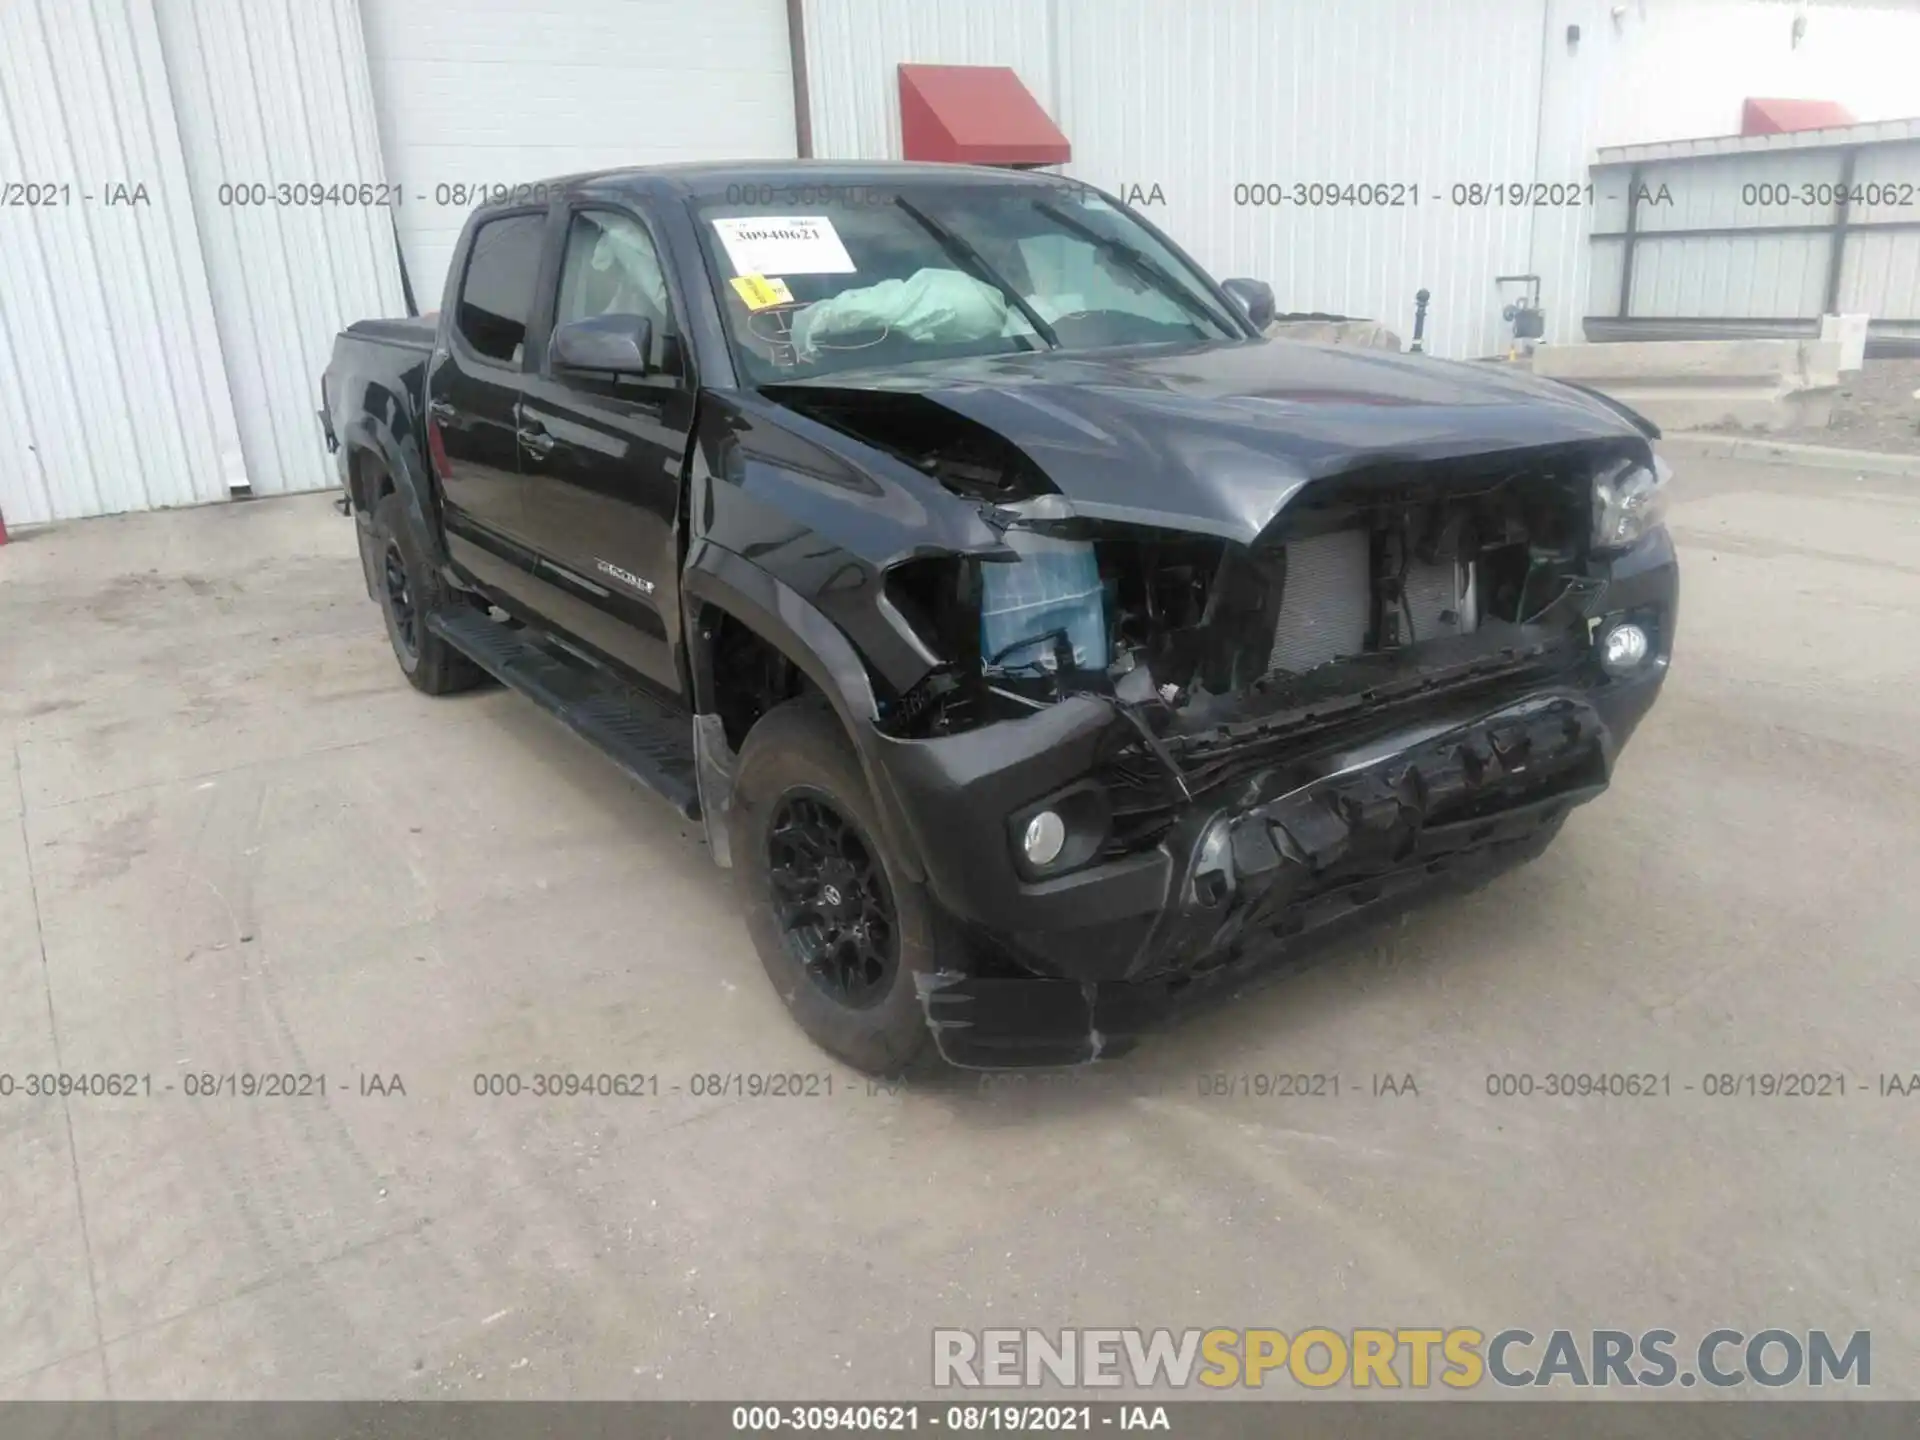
[2,459,1916,1401]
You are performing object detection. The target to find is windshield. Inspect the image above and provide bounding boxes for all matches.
[689,180,1246,384]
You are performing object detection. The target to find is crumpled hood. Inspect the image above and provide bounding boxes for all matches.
[779,339,1653,544]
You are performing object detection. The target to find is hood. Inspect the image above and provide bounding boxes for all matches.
[776,339,1652,544]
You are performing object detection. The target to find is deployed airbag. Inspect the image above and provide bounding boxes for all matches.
[792,267,1008,357]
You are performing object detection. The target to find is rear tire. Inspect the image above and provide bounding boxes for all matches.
[730,698,936,1076]
[371,490,483,696]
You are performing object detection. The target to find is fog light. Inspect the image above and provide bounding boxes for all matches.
[1600,622,1650,675]
[1022,810,1067,867]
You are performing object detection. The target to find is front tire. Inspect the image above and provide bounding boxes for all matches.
[371,490,482,696]
[729,699,935,1076]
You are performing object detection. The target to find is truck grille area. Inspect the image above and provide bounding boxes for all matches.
[1093,617,1593,861]
[1148,695,1610,977]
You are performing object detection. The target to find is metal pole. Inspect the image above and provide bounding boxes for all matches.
[1410,289,1430,353]
[785,0,814,158]
[1616,163,1643,321]
[1822,147,1858,317]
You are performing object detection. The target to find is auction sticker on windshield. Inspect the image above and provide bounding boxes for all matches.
[728,274,795,310]
[712,216,855,275]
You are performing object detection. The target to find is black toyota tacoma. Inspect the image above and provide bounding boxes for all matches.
[320,161,1677,1073]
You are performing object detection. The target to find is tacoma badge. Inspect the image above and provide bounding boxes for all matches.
[595,559,655,596]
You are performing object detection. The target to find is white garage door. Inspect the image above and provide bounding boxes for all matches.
[360,0,799,309]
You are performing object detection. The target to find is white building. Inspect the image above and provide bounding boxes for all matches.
[3,0,1917,526]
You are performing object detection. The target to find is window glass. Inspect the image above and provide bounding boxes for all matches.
[690,183,1241,384]
[456,214,545,365]
[555,210,675,368]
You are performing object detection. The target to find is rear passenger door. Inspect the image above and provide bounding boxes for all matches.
[428,208,552,596]
[514,204,695,697]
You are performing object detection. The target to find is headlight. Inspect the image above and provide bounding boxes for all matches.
[1592,454,1671,550]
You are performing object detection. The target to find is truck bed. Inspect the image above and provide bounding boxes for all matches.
[344,315,437,351]
[321,318,436,504]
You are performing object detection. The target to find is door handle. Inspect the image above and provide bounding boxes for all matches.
[427,399,458,426]
[517,424,556,459]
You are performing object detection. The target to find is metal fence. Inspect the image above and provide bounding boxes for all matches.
[1585,116,1920,355]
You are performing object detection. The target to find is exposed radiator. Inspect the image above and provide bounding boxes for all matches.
[1265,529,1477,676]
[1267,529,1371,674]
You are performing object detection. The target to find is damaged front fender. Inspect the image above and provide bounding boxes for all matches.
[691,388,1015,701]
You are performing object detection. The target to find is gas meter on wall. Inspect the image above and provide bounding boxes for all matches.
[1496,274,1545,358]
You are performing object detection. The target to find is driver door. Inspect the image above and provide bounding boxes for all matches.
[515,204,694,697]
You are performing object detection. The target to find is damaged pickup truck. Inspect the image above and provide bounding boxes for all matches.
[320,162,1677,1073]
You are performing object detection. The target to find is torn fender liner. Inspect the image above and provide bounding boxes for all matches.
[913,694,1608,1067]
[914,973,1120,1070]
[781,340,1652,544]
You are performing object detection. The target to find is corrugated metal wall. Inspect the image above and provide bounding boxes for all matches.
[0,0,244,526]
[360,0,798,308]
[1846,134,1920,330]
[1056,0,1547,361]
[1527,0,1621,348]
[0,0,393,524]
[155,0,405,497]
[802,0,1920,359]
[1586,119,1920,338]
[1544,1,1920,348]
[801,0,1551,360]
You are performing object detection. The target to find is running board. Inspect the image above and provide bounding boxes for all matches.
[427,608,701,820]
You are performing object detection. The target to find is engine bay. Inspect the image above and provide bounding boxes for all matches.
[771,384,1616,769]
[882,458,1599,740]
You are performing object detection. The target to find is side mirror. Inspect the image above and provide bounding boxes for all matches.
[550,314,653,374]
[1220,278,1276,331]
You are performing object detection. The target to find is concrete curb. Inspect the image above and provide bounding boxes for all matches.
[1660,432,1920,477]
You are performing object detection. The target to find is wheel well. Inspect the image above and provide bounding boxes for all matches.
[703,608,817,752]
[348,448,396,513]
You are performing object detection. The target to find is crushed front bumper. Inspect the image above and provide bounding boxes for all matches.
[874,680,1639,1067]
[913,692,1606,1066]
[865,531,1676,1068]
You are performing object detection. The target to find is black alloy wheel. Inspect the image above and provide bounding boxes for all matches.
[730,698,937,1074]
[765,789,898,1008]
[382,539,418,662]
[368,489,482,695]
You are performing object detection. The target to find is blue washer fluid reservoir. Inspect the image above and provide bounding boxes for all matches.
[979,528,1107,675]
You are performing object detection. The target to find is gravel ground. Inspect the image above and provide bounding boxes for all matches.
[1703,357,1920,452]
[3,462,1918,1403]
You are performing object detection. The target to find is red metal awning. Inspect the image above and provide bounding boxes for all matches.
[897,64,1070,166]
[1741,97,1856,135]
